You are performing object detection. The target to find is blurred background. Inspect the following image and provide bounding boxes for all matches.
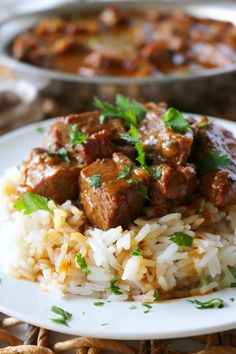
[0,0,235,135]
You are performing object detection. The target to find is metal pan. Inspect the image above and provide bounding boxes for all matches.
[0,0,236,118]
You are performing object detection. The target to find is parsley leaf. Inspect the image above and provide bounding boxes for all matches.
[197,198,206,213]
[131,247,142,256]
[153,290,161,300]
[36,126,45,133]
[51,306,72,326]
[161,108,189,134]
[110,278,123,295]
[89,174,101,188]
[127,179,149,200]
[76,252,91,275]
[227,265,236,288]
[142,303,152,313]
[14,192,50,214]
[120,124,148,172]
[69,124,88,146]
[188,298,224,309]
[94,302,105,306]
[170,232,193,247]
[94,94,147,127]
[129,305,137,310]
[117,163,133,180]
[198,149,233,172]
[198,121,211,128]
[57,147,70,163]
[151,166,163,179]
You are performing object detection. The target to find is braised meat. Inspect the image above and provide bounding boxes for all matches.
[23,148,82,203]
[44,111,125,152]
[140,103,194,166]
[80,153,148,230]
[192,117,236,206]
[150,164,197,215]
[11,8,236,77]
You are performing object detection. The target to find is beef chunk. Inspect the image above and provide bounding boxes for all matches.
[192,117,236,206]
[76,129,120,165]
[22,148,82,203]
[150,163,197,215]
[140,103,194,166]
[99,6,129,27]
[79,153,147,230]
[44,111,125,151]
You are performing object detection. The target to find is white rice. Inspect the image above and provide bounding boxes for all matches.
[1,166,236,301]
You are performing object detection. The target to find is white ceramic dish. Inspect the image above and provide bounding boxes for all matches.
[0,116,236,340]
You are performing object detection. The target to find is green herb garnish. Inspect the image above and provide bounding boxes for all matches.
[198,149,233,172]
[88,174,101,188]
[131,247,142,256]
[75,252,91,275]
[69,124,88,147]
[94,302,105,306]
[204,275,212,285]
[188,298,224,309]
[110,278,123,295]
[36,126,45,133]
[14,192,50,214]
[51,306,72,326]
[198,121,211,128]
[197,198,206,213]
[153,290,161,300]
[127,179,149,200]
[142,303,152,313]
[230,298,235,302]
[151,166,163,179]
[227,265,236,288]
[170,232,193,247]
[94,94,147,127]
[120,124,148,171]
[57,147,70,163]
[117,164,133,180]
[161,108,189,134]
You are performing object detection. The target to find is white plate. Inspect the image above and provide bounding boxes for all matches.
[0,117,236,340]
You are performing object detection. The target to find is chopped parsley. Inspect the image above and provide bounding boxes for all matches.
[198,121,211,129]
[227,265,236,287]
[151,166,163,179]
[101,323,110,326]
[110,278,123,295]
[188,298,224,309]
[75,252,91,275]
[14,192,50,214]
[204,275,212,285]
[161,108,189,134]
[197,198,206,213]
[51,306,72,326]
[170,232,193,247]
[127,179,149,200]
[117,163,133,180]
[153,290,161,300]
[230,298,235,302]
[131,247,142,256]
[198,149,233,172]
[69,124,88,147]
[142,303,152,313]
[94,302,105,306]
[121,124,148,172]
[36,126,45,133]
[57,147,70,163]
[94,94,147,127]
[88,174,101,188]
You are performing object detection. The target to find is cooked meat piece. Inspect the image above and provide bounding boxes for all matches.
[140,103,194,166]
[44,111,125,151]
[33,18,67,35]
[192,117,236,206]
[11,34,48,66]
[76,129,124,165]
[150,163,197,215]
[66,20,99,34]
[22,148,82,203]
[99,6,129,27]
[52,37,90,55]
[79,153,148,230]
